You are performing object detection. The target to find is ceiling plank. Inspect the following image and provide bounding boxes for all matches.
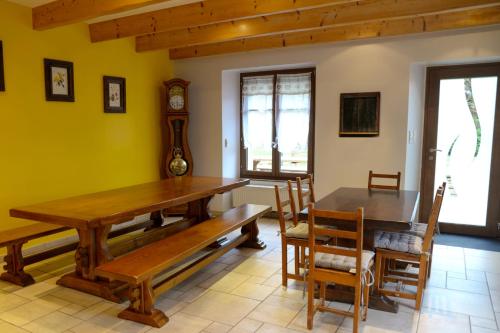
[169,5,500,59]
[89,0,355,42]
[136,0,500,51]
[33,0,174,30]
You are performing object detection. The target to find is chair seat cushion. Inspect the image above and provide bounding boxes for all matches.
[314,247,375,273]
[406,222,427,238]
[374,231,422,255]
[285,223,331,242]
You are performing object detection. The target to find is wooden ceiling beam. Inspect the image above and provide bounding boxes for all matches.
[169,5,500,59]
[89,0,354,42]
[136,0,500,51]
[33,0,174,30]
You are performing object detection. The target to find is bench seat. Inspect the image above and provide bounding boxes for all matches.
[95,203,271,328]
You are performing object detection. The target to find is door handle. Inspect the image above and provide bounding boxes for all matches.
[429,148,442,153]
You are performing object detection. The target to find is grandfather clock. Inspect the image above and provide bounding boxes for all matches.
[163,78,193,178]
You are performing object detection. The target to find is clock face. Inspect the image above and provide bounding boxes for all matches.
[169,86,185,110]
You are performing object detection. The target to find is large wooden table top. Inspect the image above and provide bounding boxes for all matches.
[301,187,419,230]
[10,177,249,229]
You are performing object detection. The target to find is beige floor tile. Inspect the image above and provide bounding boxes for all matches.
[229,318,263,333]
[470,316,498,330]
[231,282,276,301]
[58,303,85,316]
[487,272,500,291]
[73,301,115,320]
[467,270,487,282]
[466,255,500,274]
[70,307,125,333]
[246,276,267,284]
[464,248,500,260]
[339,307,418,333]
[13,278,60,301]
[417,308,470,333]
[49,287,102,307]
[182,291,259,326]
[247,295,304,327]
[471,327,500,333]
[204,322,232,333]
[423,286,495,319]
[200,271,251,292]
[151,312,212,333]
[432,255,465,274]
[272,286,307,304]
[490,290,500,312]
[23,311,82,333]
[287,306,344,333]
[0,296,69,326]
[201,263,229,275]
[233,259,281,278]
[447,277,489,295]
[174,271,215,292]
[448,271,467,279]
[156,297,189,316]
[427,269,446,289]
[107,319,152,333]
[263,274,283,288]
[0,319,30,333]
[175,286,208,303]
[255,323,302,333]
[0,293,30,313]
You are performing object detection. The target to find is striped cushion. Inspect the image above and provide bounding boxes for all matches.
[406,222,427,238]
[374,231,422,255]
[315,247,375,272]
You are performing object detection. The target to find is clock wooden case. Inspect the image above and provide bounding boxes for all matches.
[163,78,193,178]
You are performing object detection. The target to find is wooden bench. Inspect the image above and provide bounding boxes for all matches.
[0,219,158,287]
[95,204,271,328]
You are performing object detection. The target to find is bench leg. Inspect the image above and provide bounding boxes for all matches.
[240,218,266,250]
[118,278,168,328]
[1,243,35,287]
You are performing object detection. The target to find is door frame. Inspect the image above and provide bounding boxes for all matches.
[420,62,500,237]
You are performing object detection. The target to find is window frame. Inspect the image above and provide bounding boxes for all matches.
[239,67,316,181]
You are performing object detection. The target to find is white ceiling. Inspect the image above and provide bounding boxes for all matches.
[7,0,201,23]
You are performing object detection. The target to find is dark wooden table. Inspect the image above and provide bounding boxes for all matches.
[299,187,420,313]
[10,176,250,301]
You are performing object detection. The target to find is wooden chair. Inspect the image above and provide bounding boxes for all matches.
[274,182,330,288]
[296,174,316,211]
[373,183,446,310]
[368,170,401,190]
[307,204,373,333]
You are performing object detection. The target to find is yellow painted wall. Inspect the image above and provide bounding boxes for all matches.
[0,1,172,232]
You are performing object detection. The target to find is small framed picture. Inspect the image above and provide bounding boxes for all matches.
[0,41,5,92]
[339,92,380,137]
[103,76,126,113]
[44,59,74,102]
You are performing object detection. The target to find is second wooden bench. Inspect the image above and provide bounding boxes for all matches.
[95,203,271,328]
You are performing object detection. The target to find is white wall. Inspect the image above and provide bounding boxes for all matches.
[174,27,500,200]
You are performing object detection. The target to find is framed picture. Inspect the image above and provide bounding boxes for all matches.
[103,76,126,113]
[0,41,5,92]
[44,59,74,102]
[339,92,380,137]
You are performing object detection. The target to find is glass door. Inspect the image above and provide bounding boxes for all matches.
[420,63,500,237]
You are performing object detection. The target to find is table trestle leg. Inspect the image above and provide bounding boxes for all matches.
[0,242,35,286]
[118,278,168,328]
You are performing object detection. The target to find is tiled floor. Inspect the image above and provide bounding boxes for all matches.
[0,218,499,333]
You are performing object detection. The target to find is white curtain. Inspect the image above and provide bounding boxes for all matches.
[241,75,274,150]
[276,73,311,155]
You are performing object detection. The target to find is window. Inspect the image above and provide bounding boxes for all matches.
[240,68,315,180]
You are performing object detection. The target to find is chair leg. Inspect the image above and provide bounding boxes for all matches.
[374,253,383,292]
[294,245,300,276]
[307,278,315,329]
[320,282,326,307]
[362,271,369,321]
[353,280,361,333]
[300,246,306,269]
[415,257,427,311]
[428,241,434,279]
[281,238,288,288]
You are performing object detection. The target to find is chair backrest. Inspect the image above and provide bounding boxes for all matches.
[297,174,316,211]
[422,182,446,253]
[308,203,364,278]
[274,181,298,235]
[368,170,401,190]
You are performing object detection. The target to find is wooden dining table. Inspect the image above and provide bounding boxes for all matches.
[299,187,420,313]
[10,176,250,302]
